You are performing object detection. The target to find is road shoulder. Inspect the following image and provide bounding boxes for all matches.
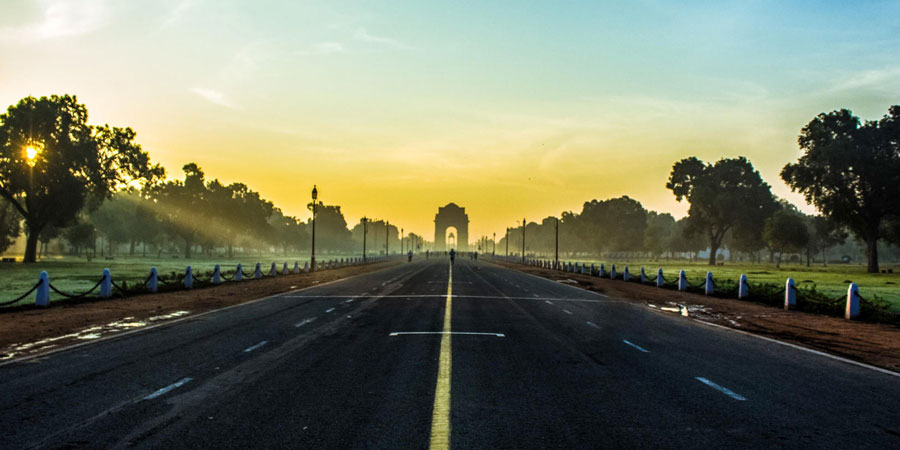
[490,259,900,373]
[0,261,402,362]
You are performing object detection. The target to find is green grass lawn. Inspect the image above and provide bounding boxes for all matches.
[0,253,366,307]
[543,257,900,311]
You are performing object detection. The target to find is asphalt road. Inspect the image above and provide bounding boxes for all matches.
[1,257,898,449]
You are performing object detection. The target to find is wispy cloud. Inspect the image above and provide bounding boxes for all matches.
[163,0,197,27]
[826,66,900,93]
[0,0,109,42]
[190,87,235,109]
[295,41,346,56]
[353,28,411,50]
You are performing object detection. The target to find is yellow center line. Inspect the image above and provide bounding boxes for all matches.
[429,262,453,450]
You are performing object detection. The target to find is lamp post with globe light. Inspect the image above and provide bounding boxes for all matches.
[310,185,317,271]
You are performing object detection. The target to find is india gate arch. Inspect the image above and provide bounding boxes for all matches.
[434,203,469,251]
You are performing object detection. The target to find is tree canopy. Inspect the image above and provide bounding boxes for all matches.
[782,106,900,273]
[667,156,777,265]
[0,95,162,262]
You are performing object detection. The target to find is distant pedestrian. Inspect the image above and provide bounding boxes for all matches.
[449,249,456,265]
[408,250,413,262]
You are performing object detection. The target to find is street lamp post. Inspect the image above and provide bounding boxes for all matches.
[555,216,559,264]
[310,185,317,271]
[505,227,510,258]
[521,218,526,264]
[492,232,496,256]
[401,228,404,254]
[385,221,389,255]
[362,217,368,263]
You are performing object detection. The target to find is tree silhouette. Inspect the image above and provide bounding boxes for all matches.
[763,208,809,267]
[667,156,777,265]
[0,95,162,262]
[782,106,900,273]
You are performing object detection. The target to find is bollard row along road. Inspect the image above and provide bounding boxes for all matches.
[1,258,898,449]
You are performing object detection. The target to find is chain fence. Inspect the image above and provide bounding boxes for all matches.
[510,256,898,324]
[0,256,390,311]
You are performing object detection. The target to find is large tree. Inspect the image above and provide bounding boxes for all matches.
[578,196,648,254]
[643,212,676,258]
[63,220,96,258]
[148,163,208,259]
[781,107,900,273]
[0,95,162,262]
[206,180,274,257]
[307,202,353,253]
[763,208,809,268]
[667,156,777,265]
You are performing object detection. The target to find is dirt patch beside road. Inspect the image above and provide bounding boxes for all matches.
[492,260,900,373]
[0,261,401,362]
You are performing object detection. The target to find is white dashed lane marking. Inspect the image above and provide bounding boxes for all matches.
[696,377,747,401]
[562,309,574,315]
[622,339,649,353]
[243,340,268,353]
[144,377,193,400]
[325,308,335,313]
[294,317,317,328]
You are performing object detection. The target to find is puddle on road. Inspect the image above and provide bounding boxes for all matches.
[0,311,190,361]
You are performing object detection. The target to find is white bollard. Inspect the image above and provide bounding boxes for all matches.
[610,264,617,280]
[185,266,193,289]
[704,272,714,295]
[269,262,277,276]
[254,263,263,279]
[148,267,158,292]
[623,266,630,282]
[293,261,300,273]
[235,263,243,281]
[100,268,112,298]
[845,283,860,319]
[35,271,50,306]
[678,270,686,291]
[282,262,289,275]
[785,278,796,309]
[640,267,646,283]
[303,261,310,272]
[599,264,606,278]
[738,274,748,299]
[656,268,663,288]
[213,264,222,284]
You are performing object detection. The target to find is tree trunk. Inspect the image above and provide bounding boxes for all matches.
[129,240,136,256]
[23,226,41,263]
[707,235,719,265]
[184,238,192,259]
[822,248,827,267]
[865,235,879,273]
[227,244,233,259]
